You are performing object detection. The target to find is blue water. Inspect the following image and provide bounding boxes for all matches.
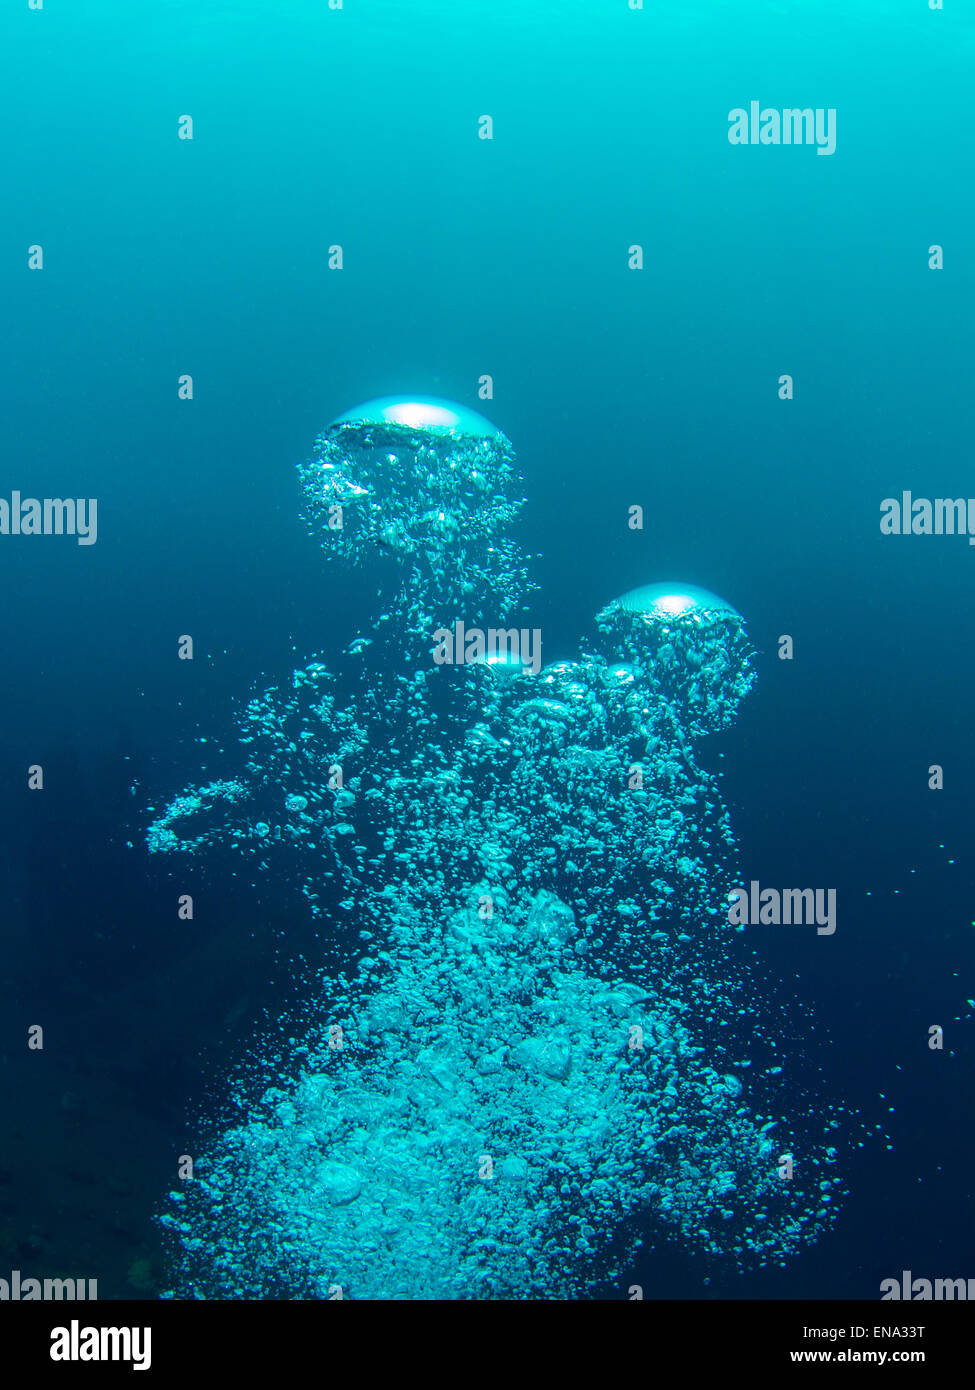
[1,0,972,1300]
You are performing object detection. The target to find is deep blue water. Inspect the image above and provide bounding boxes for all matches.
[1,0,972,1301]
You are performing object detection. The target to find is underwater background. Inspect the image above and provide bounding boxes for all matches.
[1,0,972,1300]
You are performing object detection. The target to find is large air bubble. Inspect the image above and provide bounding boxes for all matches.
[595,581,756,735]
[330,395,504,438]
[297,397,531,648]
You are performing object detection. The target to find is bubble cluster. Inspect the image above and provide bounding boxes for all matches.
[295,395,531,645]
[148,401,848,1299]
[594,583,757,737]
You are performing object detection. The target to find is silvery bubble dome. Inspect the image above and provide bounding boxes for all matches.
[595,582,756,735]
